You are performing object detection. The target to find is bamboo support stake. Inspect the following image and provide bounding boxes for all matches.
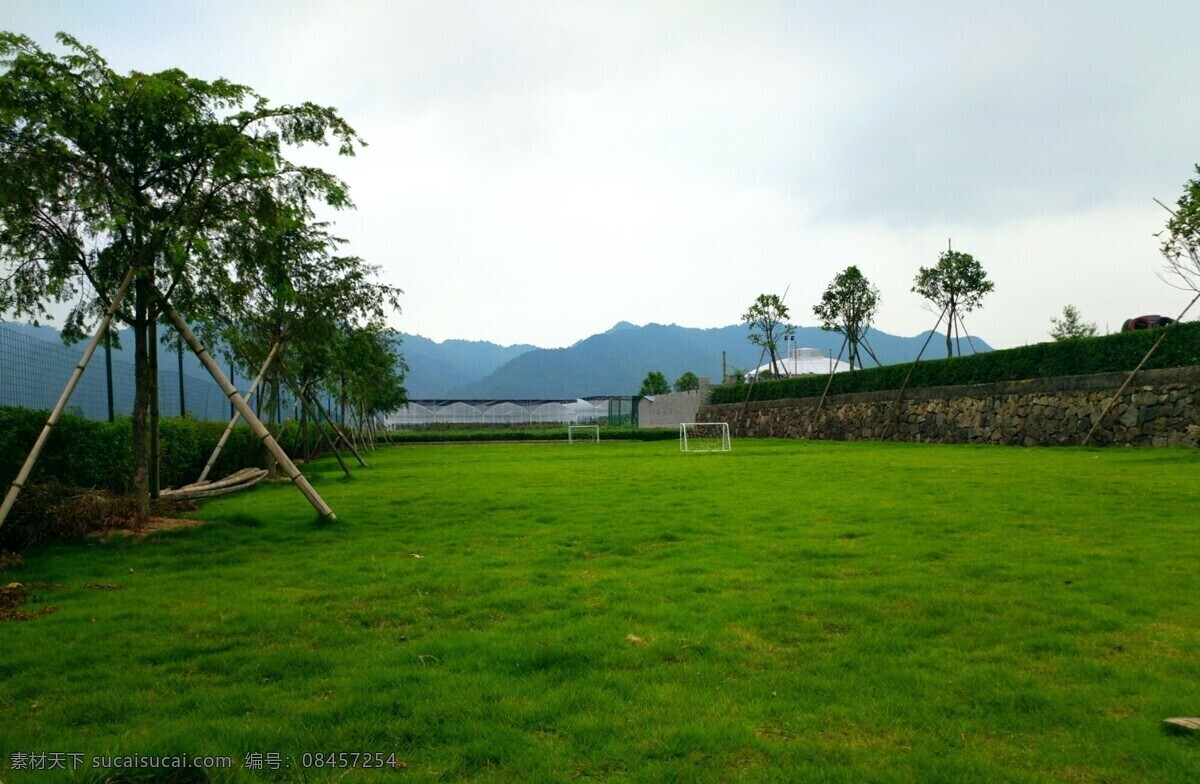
[1081,291,1200,446]
[278,360,368,467]
[159,301,336,521]
[271,365,352,476]
[1,268,136,530]
[298,391,352,477]
[737,343,771,435]
[197,335,284,484]
[880,306,948,441]
[806,335,848,439]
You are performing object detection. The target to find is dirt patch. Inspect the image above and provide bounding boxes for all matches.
[1,483,201,550]
[94,516,207,539]
[0,582,60,622]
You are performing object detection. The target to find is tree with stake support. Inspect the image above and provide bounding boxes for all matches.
[0,32,362,522]
[813,266,881,371]
[912,244,994,359]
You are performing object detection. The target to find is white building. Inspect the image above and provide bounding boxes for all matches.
[749,347,853,379]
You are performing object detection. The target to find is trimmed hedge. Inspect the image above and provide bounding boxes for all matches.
[0,407,305,493]
[710,322,1200,405]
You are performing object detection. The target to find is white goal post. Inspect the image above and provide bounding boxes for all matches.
[568,424,600,443]
[679,422,731,452]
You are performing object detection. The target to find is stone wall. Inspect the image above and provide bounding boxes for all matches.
[637,377,712,428]
[697,366,1200,447]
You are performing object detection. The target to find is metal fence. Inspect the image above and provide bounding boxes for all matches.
[1,323,239,421]
[2,324,632,428]
[384,397,636,428]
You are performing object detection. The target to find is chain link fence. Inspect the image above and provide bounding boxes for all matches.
[1,323,239,421]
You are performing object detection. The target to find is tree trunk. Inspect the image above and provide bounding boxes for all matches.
[148,287,160,501]
[131,274,151,520]
[945,306,954,358]
[265,374,279,479]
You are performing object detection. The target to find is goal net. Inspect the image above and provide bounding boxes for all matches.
[679,422,731,452]
[568,424,600,443]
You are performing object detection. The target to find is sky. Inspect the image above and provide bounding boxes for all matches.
[4,0,1200,350]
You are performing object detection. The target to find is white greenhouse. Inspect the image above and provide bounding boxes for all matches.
[748,347,853,380]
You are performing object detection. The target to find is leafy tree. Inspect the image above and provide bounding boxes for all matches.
[0,32,362,516]
[639,371,670,396]
[1160,164,1200,292]
[912,249,994,358]
[329,321,408,436]
[674,371,700,392]
[813,266,880,370]
[728,367,747,385]
[742,293,794,376]
[1049,305,1097,341]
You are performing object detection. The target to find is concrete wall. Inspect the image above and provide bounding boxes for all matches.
[638,377,712,428]
[697,366,1200,447]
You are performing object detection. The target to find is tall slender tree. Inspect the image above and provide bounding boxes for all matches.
[912,249,994,358]
[813,266,880,370]
[0,32,362,516]
[742,293,794,376]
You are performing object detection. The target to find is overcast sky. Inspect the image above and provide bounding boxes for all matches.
[5,1,1200,350]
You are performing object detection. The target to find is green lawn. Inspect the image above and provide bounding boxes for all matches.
[2,439,1198,782]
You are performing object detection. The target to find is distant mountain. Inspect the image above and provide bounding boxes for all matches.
[396,334,536,398]
[2,320,992,402]
[449,323,993,398]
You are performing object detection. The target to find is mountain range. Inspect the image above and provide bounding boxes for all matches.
[1,320,993,401]
[400,321,992,399]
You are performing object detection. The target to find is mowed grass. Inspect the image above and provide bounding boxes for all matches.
[2,439,1199,783]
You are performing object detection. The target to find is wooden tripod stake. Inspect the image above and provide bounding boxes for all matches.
[160,301,336,521]
[197,335,284,484]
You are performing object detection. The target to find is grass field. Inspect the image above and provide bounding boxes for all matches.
[2,439,1199,782]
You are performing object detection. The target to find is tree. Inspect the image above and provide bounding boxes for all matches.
[1160,164,1200,292]
[1049,305,1097,341]
[639,371,670,396]
[813,266,880,370]
[674,371,700,392]
[742,293,795,376]
[191,204,405,471]
[912,249,994,358]
[329,321,408,438]
[0,32,363,517]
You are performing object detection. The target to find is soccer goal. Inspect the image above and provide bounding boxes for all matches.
[679,422,731,452]
[568,424,600,443]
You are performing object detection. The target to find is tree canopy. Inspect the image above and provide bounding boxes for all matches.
[1049,305,1097,341]
[742,293,794,376]
[0,32,390,515]
[674,371,700,393]
[639,371,670,396]
[813,266,880,370]
[1160,164,1200,292]
[912,249,994,358]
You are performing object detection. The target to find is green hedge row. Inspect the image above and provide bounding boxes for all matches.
[387,426,678,443]
[0,407,305,493]
[710,322,1200,405]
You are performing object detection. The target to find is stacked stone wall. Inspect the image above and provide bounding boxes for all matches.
[697,366,1200,447]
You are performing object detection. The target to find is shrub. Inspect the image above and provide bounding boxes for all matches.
[0,408,292,493]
